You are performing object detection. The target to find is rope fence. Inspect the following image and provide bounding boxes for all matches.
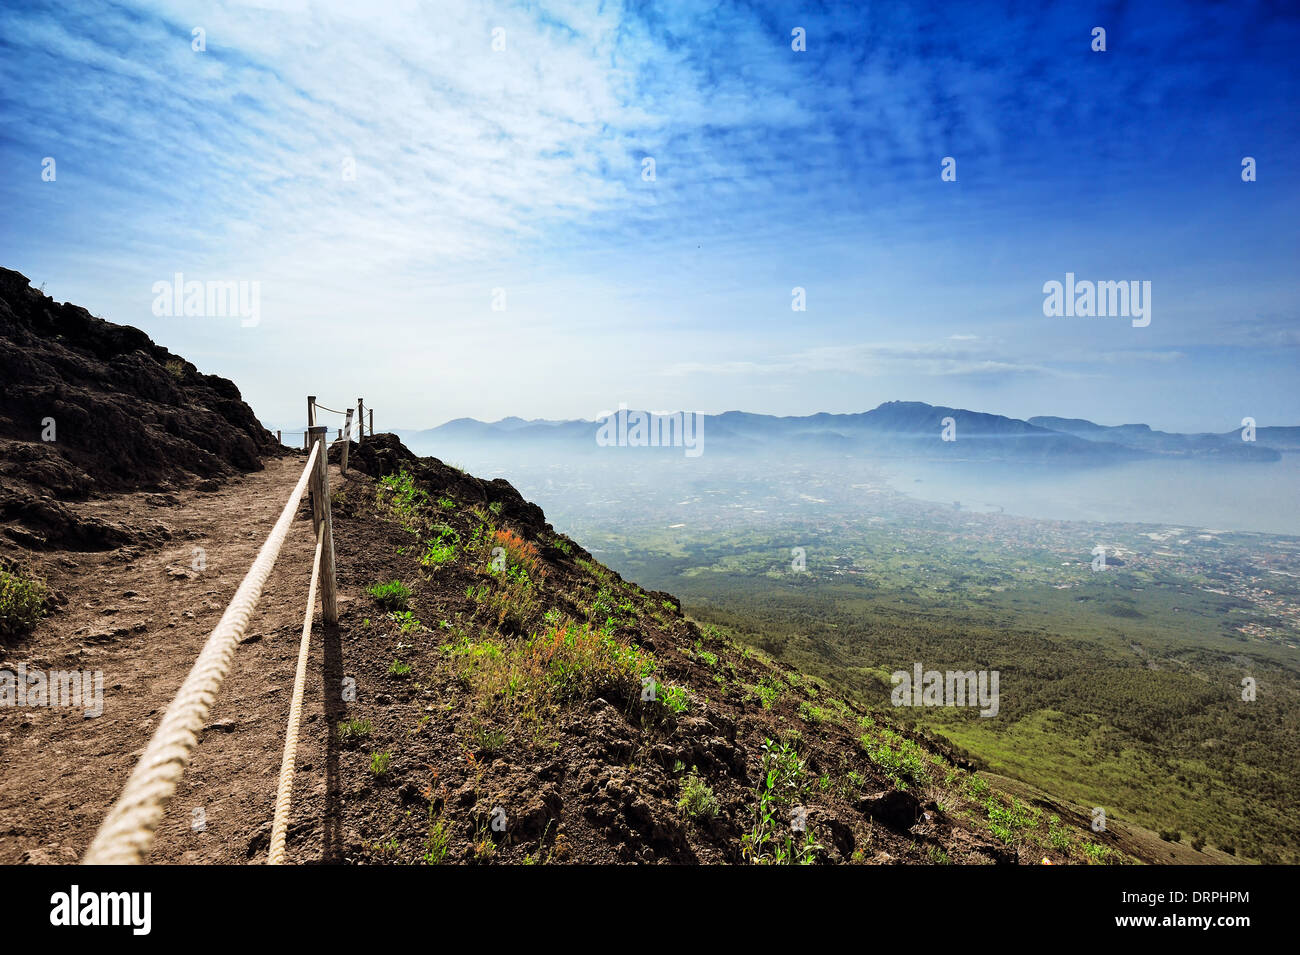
[84,422,344,865]
[275,397,371,448]
[268,525,325,865]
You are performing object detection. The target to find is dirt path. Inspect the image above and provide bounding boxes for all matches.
[0,456,355,864]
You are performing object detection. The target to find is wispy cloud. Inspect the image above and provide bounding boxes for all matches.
[665,340,1068,379]
[0,1,1296,432]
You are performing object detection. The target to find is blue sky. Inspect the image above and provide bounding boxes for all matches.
[1,0,1297,432]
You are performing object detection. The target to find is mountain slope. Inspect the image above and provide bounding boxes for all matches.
[405,402,1288,465]
[307,434,1144,864]
[0,268,279,550]
[1030,414,1282,460]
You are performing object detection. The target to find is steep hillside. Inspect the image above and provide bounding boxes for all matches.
[291,434,1144,864]
[0,268,279,551]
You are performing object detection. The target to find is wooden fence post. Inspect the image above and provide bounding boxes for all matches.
[369,409,373,436]
[357,399,364,440]
[276,430,281,444]
[306,396,315,450]
[307,426,339,625]
[341,409,353,473]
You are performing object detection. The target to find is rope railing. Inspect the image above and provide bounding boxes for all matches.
[268,525,325,865]
[276,396,371,448]
[83,426,340,865]
[310,401,350,416]
[304,396,372,446]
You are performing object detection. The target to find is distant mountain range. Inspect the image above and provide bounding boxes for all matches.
[392,401,1296,465]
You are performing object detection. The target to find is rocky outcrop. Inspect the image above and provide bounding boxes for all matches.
[0,267,279,548]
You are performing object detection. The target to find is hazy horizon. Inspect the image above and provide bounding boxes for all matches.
[376,402,1300,435]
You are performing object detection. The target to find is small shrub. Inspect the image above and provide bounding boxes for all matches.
[376,470,429,533]
[740,738,822,865]
[659,684,690,714]
[493,528,542,578]
[420,539,457,567]
[678,768,719,820]
[1046,815,1071,853]
[0,566,47,639]
[752,675,784,709]
[986,796,1038,845]
[452,621,655,723]
[367,579,411,610]
[424,809,450,864]
[339,718,372,745]
[389,610,423,635]
[860,732,927,789]
[1080,841,1113,865]
[470,722,508,754]
[369,750,392,777]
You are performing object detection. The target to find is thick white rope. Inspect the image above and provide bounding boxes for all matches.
[83,443,321,864]
[267,527,324,865]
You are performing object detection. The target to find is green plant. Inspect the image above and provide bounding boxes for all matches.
[659,684,690,714]
[860,731,927,789]
[369,750,392,777]
[419,523,460,568]
[389,610,423,635]
[1046,815,1071,853]
[740,738,822,864]
[1080,841,1113,865]
[338,718,372,745]
[449,621,655,732]
[678,768,719,820]
[388,659,413,677]
[437,496,456,510]
[799,701,831,724]
[752,674,784,709]
[367,579,411,611]
[375,469,430,533]
[420,539,457,567]
[986,796,1038,845]
[471,722,508,754]
[471,820,497,863]
[423,808,450,865]
[0,566,47,639]
[589,587,618,623]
